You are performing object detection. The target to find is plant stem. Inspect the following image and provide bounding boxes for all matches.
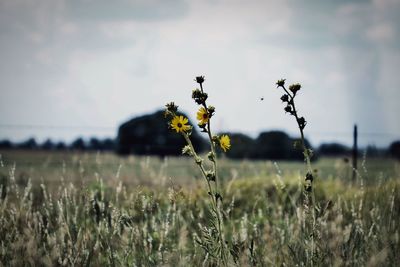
[199,83,227,265]
[281,85,317,264]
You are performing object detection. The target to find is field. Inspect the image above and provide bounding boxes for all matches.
[0,149,399,266]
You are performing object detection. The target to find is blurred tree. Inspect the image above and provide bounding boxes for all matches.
[70,138,86,151]
[55,142,67,150]
[319,143,350,156]
[102,138,115,151]
[88,137,115,151]
[41,139,55,150]
[0,140,13,149]
[388,141,400,159]
[221,133,254,159]
[251,131,292,160]
[116,110,206,156]
[89,137,101,151]
[18,138,37,149]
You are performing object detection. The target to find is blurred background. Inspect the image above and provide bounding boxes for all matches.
[0,0,399,158]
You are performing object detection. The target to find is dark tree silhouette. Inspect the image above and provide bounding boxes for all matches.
[220,133,254,159]
[0,140,13,149]
[41,139,55,150]
[117,110,206,156]
[388,141,400,159]
[17,138,37,149]
[319,143,350,156]
[70,138,86,151]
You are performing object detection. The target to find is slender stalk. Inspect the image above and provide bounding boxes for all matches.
[182,132,227,265]
[281,83,316,265]
[198,82,227,265]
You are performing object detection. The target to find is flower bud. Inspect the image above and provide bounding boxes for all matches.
[215,192,223,202]
[305,172,314,182]
[289,83,301,95]
[207,106,215,117]
[182,145,193,156]
[192,89,208,105]
[284,105,292,113]
[195,156,203,165]
[280,94,289,102]
[165,102,178,114]
[195,76,205,84]
[297,117,307,130]
[212,135,219,144]
[276,79,286,87]
[206,171,216,181]
[207,152,215,162]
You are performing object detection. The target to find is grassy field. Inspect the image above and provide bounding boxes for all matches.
[0,149,399,266]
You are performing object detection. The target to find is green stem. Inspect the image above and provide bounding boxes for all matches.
[199,83,227,265]
[281,85,316,264]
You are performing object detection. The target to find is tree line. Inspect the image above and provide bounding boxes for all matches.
[0,110,399,160]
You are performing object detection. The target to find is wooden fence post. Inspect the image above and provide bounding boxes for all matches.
[352,124,358,183]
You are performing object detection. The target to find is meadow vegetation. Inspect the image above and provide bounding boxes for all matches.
[0,150,399,266]
[0,77,399,266]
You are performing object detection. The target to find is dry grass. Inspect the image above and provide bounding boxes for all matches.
[0,150,399,266]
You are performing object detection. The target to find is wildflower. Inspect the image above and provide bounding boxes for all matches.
[196,107,209,126]
[171,116,191,133]
[219,135,231,152]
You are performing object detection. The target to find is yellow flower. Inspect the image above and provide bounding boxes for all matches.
[219,135,231,152]
[196,107,209,125]
[171,115,191,133]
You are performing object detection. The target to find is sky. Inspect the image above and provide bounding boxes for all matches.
[0,0,399,147]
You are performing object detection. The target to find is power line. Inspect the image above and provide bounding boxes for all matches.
[0,124,115,131]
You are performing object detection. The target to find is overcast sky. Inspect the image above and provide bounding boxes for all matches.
[0,0,399,147]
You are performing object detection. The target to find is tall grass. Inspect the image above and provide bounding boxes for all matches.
[0,150,399,266]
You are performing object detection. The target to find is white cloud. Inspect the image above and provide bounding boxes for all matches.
[0,0,399,146]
